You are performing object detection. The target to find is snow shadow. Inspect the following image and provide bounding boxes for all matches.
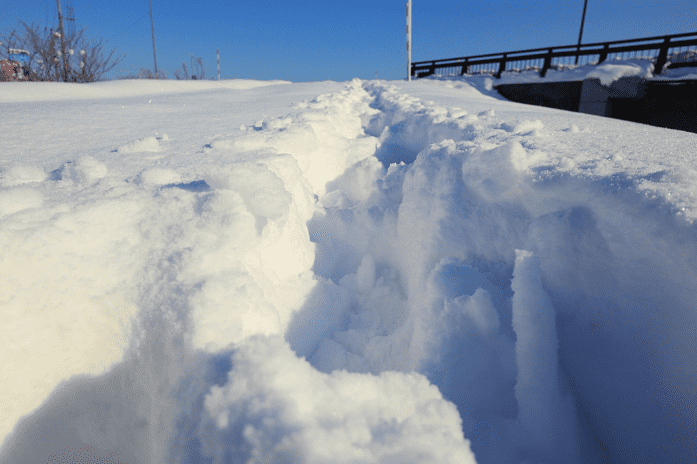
[0,364,151,464]
[373,141,419,167]
[163,179,211,192]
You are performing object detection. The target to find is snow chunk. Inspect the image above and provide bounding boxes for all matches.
[61,156,108,186]
[0,188,43,216]
[117,136,161,154]
[356,254,376,294]
[462,141,529,199]
[0,164,47,186]
[136,167,182,186]
[501,119,544,134]
[200,336,476,464]
[204,162,291,223]
[558,158,575,170]
[460,287,501,336]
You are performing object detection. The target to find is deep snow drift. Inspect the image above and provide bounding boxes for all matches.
[1,76,695,464]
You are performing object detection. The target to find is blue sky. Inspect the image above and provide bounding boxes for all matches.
[2,0,695,81]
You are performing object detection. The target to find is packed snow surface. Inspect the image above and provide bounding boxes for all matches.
[1,76,696,464]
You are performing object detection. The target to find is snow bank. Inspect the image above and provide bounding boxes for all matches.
[455,58,656,86]
[208,78,380,195]
[2,77,696,464]
[0,177,146,454]
[585,60,654,86]
[0,79,292,103]
[306,80,697,462]
[183,158,317,353]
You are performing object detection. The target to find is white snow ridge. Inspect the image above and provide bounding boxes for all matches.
[1,77,695,464]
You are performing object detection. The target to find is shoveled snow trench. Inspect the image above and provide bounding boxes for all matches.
[1,78,696,464]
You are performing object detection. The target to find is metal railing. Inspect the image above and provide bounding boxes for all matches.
[411,31,697,79]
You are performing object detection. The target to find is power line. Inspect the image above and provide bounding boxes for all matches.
[110,12,150,42]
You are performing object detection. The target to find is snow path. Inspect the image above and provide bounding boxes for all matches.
[1,78,696,463]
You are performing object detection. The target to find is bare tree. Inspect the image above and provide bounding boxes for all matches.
[173,62,189,80]
[1,21,125,82]
[117,68,166,79]
[190,55,204,80]
[173,56,204,80]
[1,27,43,81]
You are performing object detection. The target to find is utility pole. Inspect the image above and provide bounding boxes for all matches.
[406,0,412,81]
[217,48,220,80]
[56,0,69,81]
[149,0,158,74]
[576,0,588,65]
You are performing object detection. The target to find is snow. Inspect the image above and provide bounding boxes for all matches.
[1,76,696,464]
[0,79,292,103]
[448,58,656,86]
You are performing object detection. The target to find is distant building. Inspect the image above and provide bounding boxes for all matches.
[0,60,41,82]
[1,49,41,81]
[8,48,30,65]
[0,59,27,81]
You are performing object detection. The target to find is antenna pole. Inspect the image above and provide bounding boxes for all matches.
[576,0,588,65]
[149,0,158,74]
[56,0,69,81]
[406,0,412,81]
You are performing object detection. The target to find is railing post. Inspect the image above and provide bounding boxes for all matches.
[541,48,553,77]
[429,61,436,76]
[575,45,580,65]
[654,37,671,75]
[598,43,609,64]
[461,58,469,75]
[496,53,507,78]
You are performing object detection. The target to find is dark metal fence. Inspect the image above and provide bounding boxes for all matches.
[411,31,697,79]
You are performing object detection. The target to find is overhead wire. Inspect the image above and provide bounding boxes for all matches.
[110,10,152,42]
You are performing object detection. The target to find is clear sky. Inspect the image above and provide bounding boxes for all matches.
[1,0,695,82]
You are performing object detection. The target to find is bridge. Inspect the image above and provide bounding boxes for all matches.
[411,31,697,79]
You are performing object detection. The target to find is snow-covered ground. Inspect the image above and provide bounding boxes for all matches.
[1,76,696,464]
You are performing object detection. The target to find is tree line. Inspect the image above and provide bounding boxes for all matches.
[0,21,124,82]
[1,20,208,82]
